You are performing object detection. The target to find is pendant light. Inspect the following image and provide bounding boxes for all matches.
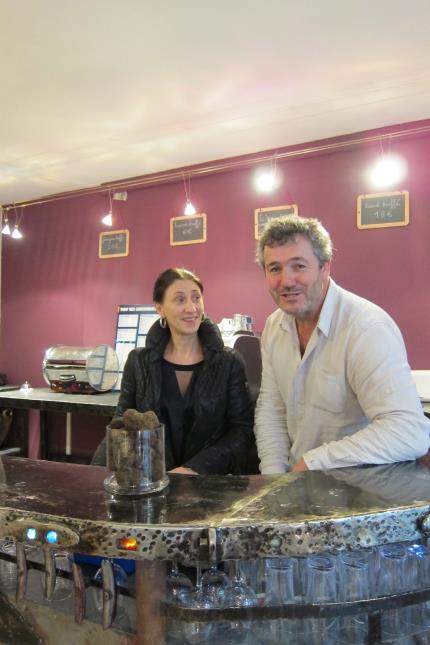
[183,174,197,215]
[101,191,114,226]
[1,208,11,235]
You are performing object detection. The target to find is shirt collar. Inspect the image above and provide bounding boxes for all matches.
[317,278,337,337]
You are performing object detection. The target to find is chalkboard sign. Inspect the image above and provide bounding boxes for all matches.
[99,229,129,258]
[357,191,409,229]
[170,213,207,246]
[255,204,298,239]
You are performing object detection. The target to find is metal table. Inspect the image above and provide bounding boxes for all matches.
[0,388,118,459]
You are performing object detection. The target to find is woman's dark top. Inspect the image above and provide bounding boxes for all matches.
[92,318,254,474]
[160,359,203,466]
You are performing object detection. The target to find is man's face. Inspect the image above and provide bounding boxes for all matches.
[263,235,330,320]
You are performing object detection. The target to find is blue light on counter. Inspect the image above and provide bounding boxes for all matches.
[26,527,37,540]
[45,530,58,545]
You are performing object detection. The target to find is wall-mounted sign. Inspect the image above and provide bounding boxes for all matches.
[254,204,298,239]
[357,191,409,229]
[114,304,158,390]
[170,213,207,246]
[99,229,129,258]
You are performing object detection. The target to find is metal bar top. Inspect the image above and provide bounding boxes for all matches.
[0,457,429,562]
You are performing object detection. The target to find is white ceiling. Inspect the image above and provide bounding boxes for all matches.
[2,0,430,205]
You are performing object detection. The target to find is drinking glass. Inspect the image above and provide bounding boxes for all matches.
[404,541,430,630]
[303,554,338,643]
[337,550,370,644]
[376,543,408,638]
[178,562,214,644]
[264,558,297,643]
[236,558,265,597]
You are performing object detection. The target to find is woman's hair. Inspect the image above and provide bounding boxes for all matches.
[152,268,204,303]
[256,214,333,268]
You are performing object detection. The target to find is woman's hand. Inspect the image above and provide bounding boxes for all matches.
[168,466,198,475]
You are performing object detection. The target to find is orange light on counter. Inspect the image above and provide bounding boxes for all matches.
[119,537,138,551]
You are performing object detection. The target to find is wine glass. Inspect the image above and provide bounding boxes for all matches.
[165,561,194,643]
[200,562,231,608]
[223,560,257,608]
[166,561,194,604]
[177,562,214,644]
[220,560,258,643]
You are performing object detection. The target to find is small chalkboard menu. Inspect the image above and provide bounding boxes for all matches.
[170,213,207,246]
[357,191,409,229]
[255,204,298,239]
[99,229,129,258]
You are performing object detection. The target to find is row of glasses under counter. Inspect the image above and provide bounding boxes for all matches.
[0,457,430,643]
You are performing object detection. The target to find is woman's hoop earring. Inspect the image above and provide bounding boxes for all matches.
[159,317,167,328]
[201,313,206,322]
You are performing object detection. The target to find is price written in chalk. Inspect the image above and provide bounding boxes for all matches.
[170,214,207,246]
[364,197,402,218]
[357,191,409,229]
[99,230,129,258]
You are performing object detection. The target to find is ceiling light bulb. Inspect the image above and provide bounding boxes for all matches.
[101,212,113,226]
[1,220,11,235]
[369,155,406,188]
[257,172,276,192]
[11,225,23,239]
[254,166,281,193]
[184,200,196,216]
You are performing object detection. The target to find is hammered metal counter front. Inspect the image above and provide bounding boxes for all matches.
[0,458,429,562]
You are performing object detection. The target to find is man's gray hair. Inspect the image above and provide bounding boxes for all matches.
[256,214,333,267]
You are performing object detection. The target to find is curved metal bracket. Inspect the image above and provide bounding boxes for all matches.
[208,527,217,564]
[418,511,430,536]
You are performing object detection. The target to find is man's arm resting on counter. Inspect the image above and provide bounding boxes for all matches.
[292,458,309,472]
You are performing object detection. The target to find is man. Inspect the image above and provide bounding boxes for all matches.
[254,215,430,473]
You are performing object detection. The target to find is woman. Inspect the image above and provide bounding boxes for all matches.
[93,268,254,474]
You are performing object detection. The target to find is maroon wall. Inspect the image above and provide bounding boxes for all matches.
[2,123,430,391]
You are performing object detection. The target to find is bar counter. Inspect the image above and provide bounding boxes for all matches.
[0,457,429,644]
[0,457,429,560]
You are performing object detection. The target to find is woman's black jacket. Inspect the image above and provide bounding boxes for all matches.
[92,318,254,475]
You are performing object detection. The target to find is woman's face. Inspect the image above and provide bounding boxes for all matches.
[155,279,204,337]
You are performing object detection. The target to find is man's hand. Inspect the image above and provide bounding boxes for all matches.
[168,467,198,475]
[291,458,309,472]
